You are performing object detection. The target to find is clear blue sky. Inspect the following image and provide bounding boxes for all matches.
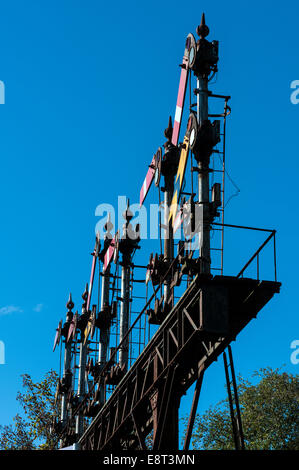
[0,0,298,441]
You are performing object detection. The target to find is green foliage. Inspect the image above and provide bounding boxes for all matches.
[0,370,60,450]
[183,367,299,450]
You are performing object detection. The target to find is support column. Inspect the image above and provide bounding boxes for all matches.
[163,176,174,303]
[98,264,110,366]
[162,117,178,304]
[190,14,219,274]
[223,345,245,450]
[152,364,181,451]
[119,262,130,370]
[75,286,89,438]
[183,366,204,450]
[59,293,74,448]
[118,201,140,372]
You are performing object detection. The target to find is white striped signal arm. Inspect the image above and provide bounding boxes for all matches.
[139,155,156,207]
[86,236,100,311]
[103,234,117,273]
[171,34,193,146]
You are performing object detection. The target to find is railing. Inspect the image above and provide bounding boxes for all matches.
[213,222,277,282]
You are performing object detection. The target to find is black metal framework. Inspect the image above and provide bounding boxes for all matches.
[79,274,280,450]
[52,13,281,450]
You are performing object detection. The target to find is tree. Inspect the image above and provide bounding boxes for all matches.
[0,370,60,450]
[183,367,299,450]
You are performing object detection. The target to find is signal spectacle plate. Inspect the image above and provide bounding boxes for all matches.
[186,33,197,69]
[187,112,198,151]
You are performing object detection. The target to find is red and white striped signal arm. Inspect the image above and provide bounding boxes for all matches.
[53,320,62,352]
[172,35,193,146]
[139,34,192,206]
[67,311,78,343]
[86,236,100,311]
[139,155,156,207]
[103,233,117,273]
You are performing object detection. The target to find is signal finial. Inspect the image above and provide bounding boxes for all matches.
[164,116,173,144]
[196,13,209,39]
[66,292,74,311]
[123,199,133,223]
[104,212,113,232]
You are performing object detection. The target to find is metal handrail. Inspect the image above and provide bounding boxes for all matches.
[213,222,277,282]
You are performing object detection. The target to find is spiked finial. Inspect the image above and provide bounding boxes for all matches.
[104,212,113,232]
[196,13,209,39]
[123,199,133,222]
[103,212,114,242]
[95,231,101,255]
[164,116,173,144]
[66,292,74,311]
